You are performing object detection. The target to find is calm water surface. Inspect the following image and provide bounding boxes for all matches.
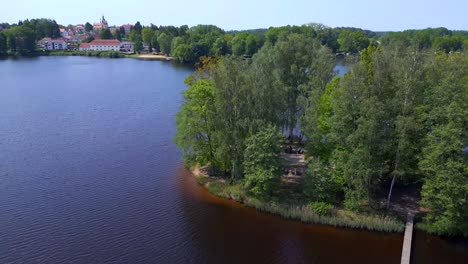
[0,57,466,263]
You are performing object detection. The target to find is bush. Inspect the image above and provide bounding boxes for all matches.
[195,175,209,185]
[207,181,228,197]
[309,201,334,216]
[303,158,340,203]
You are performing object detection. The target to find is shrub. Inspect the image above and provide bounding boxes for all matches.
[195,175,209,185]
[309,201,334,216]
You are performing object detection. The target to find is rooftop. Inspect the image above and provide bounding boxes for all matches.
[90,39,120,46]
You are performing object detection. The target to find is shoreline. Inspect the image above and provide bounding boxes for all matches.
[190,165,405,233]
[1,51,174,61]
[133,54,173,61]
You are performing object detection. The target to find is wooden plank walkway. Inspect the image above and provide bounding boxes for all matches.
[401,213,414,264]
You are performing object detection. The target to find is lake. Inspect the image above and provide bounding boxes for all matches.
[0,56,466,263]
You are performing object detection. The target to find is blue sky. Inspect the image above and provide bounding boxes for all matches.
[3,0,467,31]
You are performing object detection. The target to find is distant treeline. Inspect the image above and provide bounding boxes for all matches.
[1,19,467,61]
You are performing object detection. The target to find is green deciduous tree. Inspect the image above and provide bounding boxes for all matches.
[99,28,112,39]
[243,126,283,197]
[0,32,7,55]
[129,29,143,53]
[133,21,142,35]
[85,22,93,32]
[419,53,468,236]
[303,158,342,203]
[5,26,36,55]
[142,28,155,52]
[113,29,122,41]
[175,78,217,170]
[338,29,370,53]
[158,32,172,55]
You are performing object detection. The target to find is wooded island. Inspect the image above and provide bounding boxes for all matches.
[174,26,467,237]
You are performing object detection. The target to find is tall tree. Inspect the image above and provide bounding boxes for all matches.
[133,21,142,35]
[243,126,283,197]
[175,78,218,171]
[113,29,122,41]
[129,29,143,52]
[99,28,112,39]
[142,28,155,52]
[0,32,7,55]
[5,26,36,55]
[85,22,93,32]
[419,53,468,236]
[158,33,172,55]
[272,33,334,137]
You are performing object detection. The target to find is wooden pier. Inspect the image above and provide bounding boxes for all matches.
[401,213,414,264]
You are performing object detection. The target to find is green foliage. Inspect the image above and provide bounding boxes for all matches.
[157,32,172,55]
[418,53,468,236]
[303,158,342,203]
[302,77,340,160]
[206,181,247,202]
[230,33,247,56]
[433,35,463,53]
[142,28,155,51]
[82,35,94,43]
[99,28,112,39]
[195,175,209,185]
[309,201,334,216]
[4,25,36,55]
[0,32,7,55]
[21,18,60,40]
[338,29,370,53]
[175,78,216,168]
[133,21,142,35]
[380,27,468,52]
[245,199,404,232]
[129,29,143,52]
[85,22,93,32]
[49,50,121,58]
[113,29,122,41]
[243,126,283,197]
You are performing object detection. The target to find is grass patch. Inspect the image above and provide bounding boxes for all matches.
[48,50,122,58]
[192,170,404,233]
[195,175,209,185]
[309,201,334,216]
[206,181,248,202]
[244,198,404,233]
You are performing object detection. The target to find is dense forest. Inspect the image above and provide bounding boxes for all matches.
[175,28,467,236]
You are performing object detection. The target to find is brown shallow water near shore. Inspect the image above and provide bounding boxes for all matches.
[181,168,468,263]
[178,168,404,264]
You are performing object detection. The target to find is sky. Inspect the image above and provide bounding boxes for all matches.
[2,0,467,31]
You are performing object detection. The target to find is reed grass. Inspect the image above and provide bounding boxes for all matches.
[195,177,404,233]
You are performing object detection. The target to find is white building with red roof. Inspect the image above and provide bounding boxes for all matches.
[87,39,121,51]
[79,43,91,51]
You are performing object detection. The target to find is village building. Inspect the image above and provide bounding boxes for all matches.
[74,24,85,34]
[120,42,135,52]
[84,39,120,51]
[60,28,68,37]
[43,39,68,50]
[79,43,91,51]
[68,35,87,43]
[93,16,109,31]
[121,24,132,34]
